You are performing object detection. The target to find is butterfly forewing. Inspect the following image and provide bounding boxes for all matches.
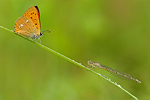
[22,6,41,35]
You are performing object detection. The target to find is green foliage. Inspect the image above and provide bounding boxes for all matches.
[0,0,148,100]
[0,26,139,100]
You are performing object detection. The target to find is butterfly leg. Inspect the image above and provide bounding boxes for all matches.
[38,38,41,44]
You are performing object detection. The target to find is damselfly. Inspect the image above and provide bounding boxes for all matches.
[88,60,141,83]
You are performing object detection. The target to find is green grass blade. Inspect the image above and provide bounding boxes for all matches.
[0,25,139,100]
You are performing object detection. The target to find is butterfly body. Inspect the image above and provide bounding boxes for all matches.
[14,6,42,39]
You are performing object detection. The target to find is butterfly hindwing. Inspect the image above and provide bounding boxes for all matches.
[14,16,38,38]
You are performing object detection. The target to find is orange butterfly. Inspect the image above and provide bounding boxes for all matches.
[14,6,43,40]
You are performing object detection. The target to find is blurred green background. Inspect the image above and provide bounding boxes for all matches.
[0,0,149,100]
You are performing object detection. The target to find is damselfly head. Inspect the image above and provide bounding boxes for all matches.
[88,60,92,65]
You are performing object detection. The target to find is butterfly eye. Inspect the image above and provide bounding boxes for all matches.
[40,32,43,36]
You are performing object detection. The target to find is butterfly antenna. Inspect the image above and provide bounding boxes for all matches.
[41,30,50,33]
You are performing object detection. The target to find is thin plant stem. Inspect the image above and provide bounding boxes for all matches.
[0,26,139,100]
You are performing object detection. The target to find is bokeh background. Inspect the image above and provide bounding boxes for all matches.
[0,0,149,100]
